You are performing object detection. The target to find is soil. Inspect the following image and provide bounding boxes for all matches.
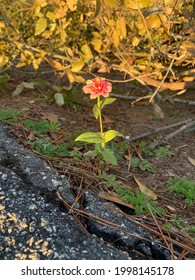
[0,67,195,259]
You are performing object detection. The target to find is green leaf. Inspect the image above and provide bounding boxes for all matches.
[104,130,124,143]
[100,97,116,109]
[95,143,101,152]
[35,17,47,36]
[93,104,100,119]
[100,148,117,165]
[75,132,103,144]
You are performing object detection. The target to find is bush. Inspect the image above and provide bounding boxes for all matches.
[0,1,194,92]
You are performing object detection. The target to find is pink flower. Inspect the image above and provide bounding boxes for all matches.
[83,77,112,99]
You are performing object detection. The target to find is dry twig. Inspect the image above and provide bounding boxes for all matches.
[124,119,195,143]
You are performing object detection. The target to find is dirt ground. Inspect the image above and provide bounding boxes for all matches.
[0,68,195,259]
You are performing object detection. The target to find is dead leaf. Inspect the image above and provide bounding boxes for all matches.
[152,102,165,120]
[73,146,83,151]
[165,205,176,211]
[27,131,36,141]
[188,157,195,167]
[42,112,59,122]
[103,115,113,123]
[124,149,132,171]
[98,192,135,209]
[54,93,64,106]
[134,176,157,200]
[90,59,109,73]
[44,58,65,70]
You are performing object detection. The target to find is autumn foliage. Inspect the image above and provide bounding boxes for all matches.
[0,0,194,90]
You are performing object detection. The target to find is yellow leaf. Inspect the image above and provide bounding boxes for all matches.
[35,17,47,36]
[74,75,86,84]
[104,0,120,8]
[183,77,194,82]
[81,44,93,63]
[55,6,68,19]
[42,31,53,39]
[132,36,140,46]
[66,0,78,11]
[46,11,56,20]
[32,58,42,70]
[136,59,148,71]
[134,176,157,200]
[116,17,126,39]
[146,14,166,30]
[16,62,26,68]
[49,23,56,32]
[60,30,67,43]
[66,70,76,83]
[124,0,151,9]
[135,19,147,35]
[113,29,119,48]
[164,0,175,5]
[71,61,85,73]
[177,89,186,95]
[91,39,102,52]
[36,0,47,7]
[119,60,127,70]
[44,58,65,70]
[139,0,152,7]
[65,47,74,57]
[0,22,5,28]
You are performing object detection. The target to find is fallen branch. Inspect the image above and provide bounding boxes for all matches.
[173,98,195,106]
[110,93,195,106]
[124,119,195,143]
[152,119,195,147]
[164,119,195,141]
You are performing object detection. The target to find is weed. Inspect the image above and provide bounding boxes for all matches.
[154,146,175,160]
[164,217,195,238]
[22,119,60,133]
[0,108,20,123]
[138,159,154,172]
[116,187,166,215]
[99,172,165,216]
[107,141,128,161]
[143,144,175,160]
[99,172,122,189]
[166,176,195,206]
[131,156,154,172]
[27,138,81,158]
[188,225,195,237]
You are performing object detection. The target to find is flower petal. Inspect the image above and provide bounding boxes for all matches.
[82,77,112,99]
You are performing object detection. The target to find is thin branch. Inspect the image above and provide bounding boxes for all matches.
[164,120,195,141]
[110,92,195,106]
[124,119,195,143]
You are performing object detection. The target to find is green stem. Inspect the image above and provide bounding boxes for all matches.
[97,96,104,148]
